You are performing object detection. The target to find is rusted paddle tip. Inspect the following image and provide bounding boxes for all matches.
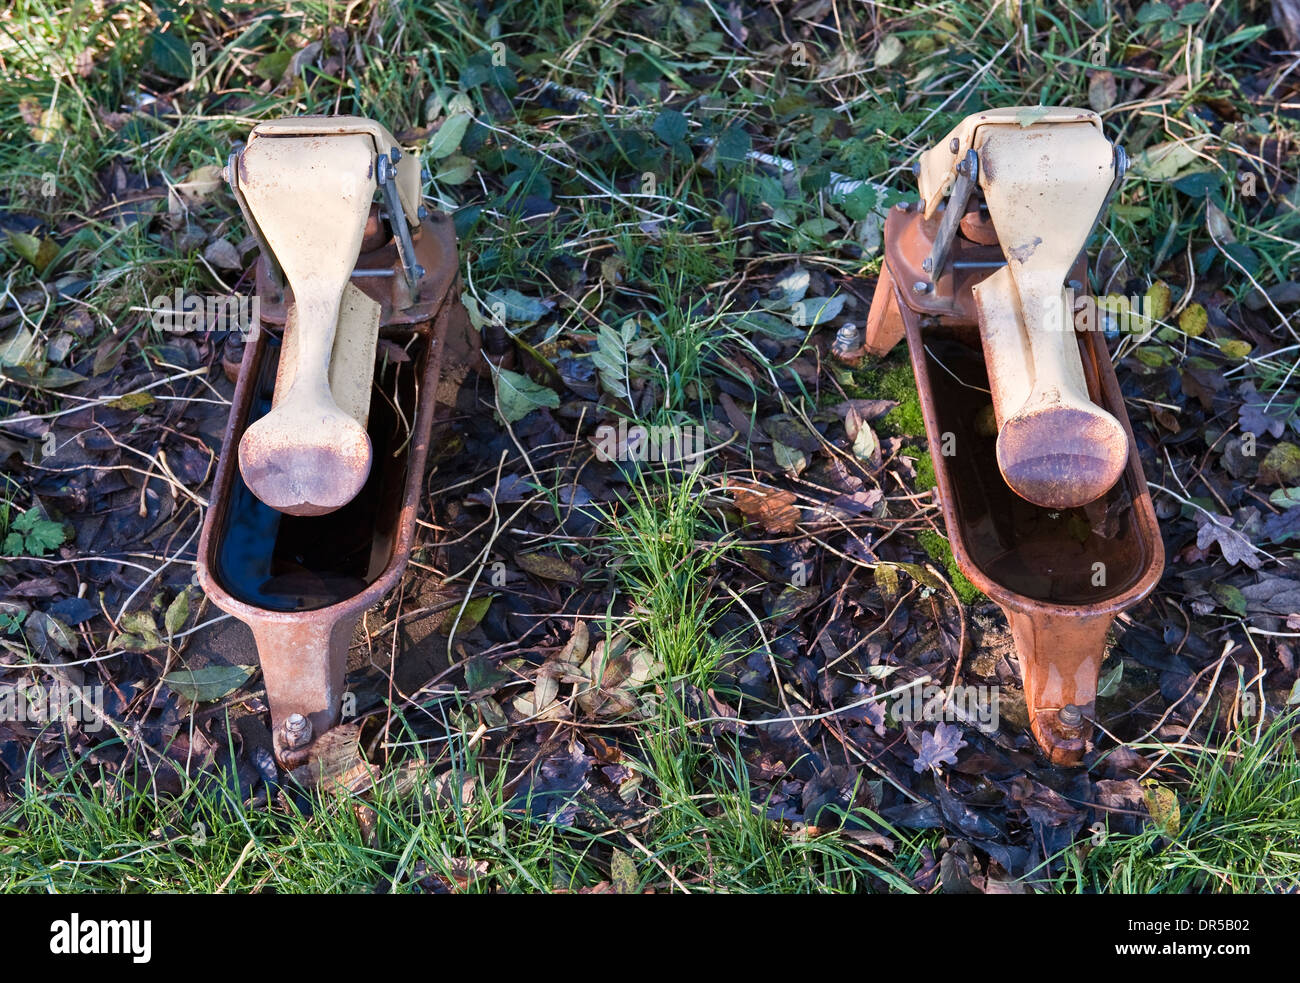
[996,404,1128,509]
[238,405,372,516]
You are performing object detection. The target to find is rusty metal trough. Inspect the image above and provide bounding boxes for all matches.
[196,117,471,766]
[859,108,1166,765]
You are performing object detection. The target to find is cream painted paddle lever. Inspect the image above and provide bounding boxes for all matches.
[224,117,423,516]
[916,108,1129,509]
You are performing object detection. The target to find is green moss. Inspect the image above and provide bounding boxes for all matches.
[842,357,925,437]
[878,362,926,436]
[899,443,936,490]
[1261,442,1300,486]
[916,529,982,604]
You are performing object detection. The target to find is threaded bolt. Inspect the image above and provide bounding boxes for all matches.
[1058,704,1084,728]
[912,280,931,295]
[832,323,861,357]
[281,713,312,750]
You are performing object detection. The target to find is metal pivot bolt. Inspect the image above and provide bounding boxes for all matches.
[832,322,861,354]
[1057,704,1084,728]
[375,153,427,288]
[281,712,313,750]
[922,149,978,282]
[912,280,932,295]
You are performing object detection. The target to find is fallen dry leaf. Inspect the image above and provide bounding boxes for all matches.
[729,478,800,533]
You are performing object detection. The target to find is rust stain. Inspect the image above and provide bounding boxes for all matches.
[1007,236,1042,263]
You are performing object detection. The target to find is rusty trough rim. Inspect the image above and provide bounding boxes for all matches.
[195,301,448,628]
[894,271,1166,621]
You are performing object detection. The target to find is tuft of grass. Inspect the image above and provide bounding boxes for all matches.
[629,712,927,893]
[1053,713,1300,894]
[0,748,600,892]
[600,469,734,687]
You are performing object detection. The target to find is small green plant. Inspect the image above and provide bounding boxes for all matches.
[601,470,735,686]
[2,507,66,557]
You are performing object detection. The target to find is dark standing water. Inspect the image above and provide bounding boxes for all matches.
[924,335,1150,604]
[212,334,419,611]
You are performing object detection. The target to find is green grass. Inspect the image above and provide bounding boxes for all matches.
[0,716,926,893]
[629,707,926,893]
[1,0,1297,893]
[1053,713,1300,894]
[10,704,1293,893]
[1,750,598,892]
[600,469,735,686]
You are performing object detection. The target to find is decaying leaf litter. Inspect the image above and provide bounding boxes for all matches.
[2,1,1300,892]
